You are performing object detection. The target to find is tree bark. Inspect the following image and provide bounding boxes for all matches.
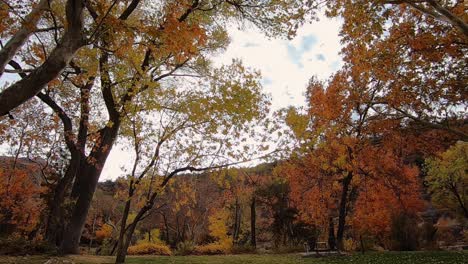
[60,125,119,254]
[328,217,336,250]
[336,173,352,250]
[250,196,256,248]
[233,199,241,242]
[163,213,170,245]
[114,192,159,264]
[0,0,86,117]
[59,161,101,254]
[451,185,468,219]
[360,234,365,254]
[115,221,138,264]
[45,151,81,245]
[43,78,92,246]
[115,191,133,263]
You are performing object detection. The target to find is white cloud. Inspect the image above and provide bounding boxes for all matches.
[214,14,343,110]
[101,144,134,181]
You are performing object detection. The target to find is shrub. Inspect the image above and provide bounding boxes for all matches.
[175,240,196,256]
[343,238,357,252]
[95,224,113,243]
[127,242,171,256]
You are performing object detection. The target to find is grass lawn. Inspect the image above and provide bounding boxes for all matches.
[0,251,467,264]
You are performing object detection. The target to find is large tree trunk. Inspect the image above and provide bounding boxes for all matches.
[250,196,256,248]
[59,161,101,253]
[43,76,93,247]
[45,152,81,245]
[60,125,119,254]
[336,172,352,250]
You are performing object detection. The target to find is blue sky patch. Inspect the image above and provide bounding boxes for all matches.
[286,34,318,68]
[316,54,326,61]
[301,35,318,51]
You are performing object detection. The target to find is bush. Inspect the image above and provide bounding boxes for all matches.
[127,242,171,256]
[194,241,231,255]
[175,240,196,256]
[343,238,357,252]
[95,224,113,243]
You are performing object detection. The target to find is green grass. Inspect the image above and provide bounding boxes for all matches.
[0,251,467,264]
[123,252,468,264]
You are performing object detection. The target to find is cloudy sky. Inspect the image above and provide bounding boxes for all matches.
[100,14,343,180]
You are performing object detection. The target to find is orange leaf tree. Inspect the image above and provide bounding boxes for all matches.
[0,166,45,238]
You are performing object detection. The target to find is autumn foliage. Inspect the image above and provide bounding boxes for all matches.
[127,242,172,256]
[0,167,45,237]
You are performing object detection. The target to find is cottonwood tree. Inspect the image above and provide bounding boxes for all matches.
[113,59,270,263]
[426,141,468,219]
[351,140,426,248]
[2,0,312,254]
[324,0,467,140]
[322,0,467,37]
[0,164,45,237]
[280,67,432,250]
[213,167,272,248]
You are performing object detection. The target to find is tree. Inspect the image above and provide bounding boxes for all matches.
[323,0,467,140]
[195,208,233,254]
[2,0,312,254]
[113,83,269,263]
[351,143,425,248]
[379,0,468,36]
[281,65,434,250]
[0,160,45,238]
[426,141,468,219]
